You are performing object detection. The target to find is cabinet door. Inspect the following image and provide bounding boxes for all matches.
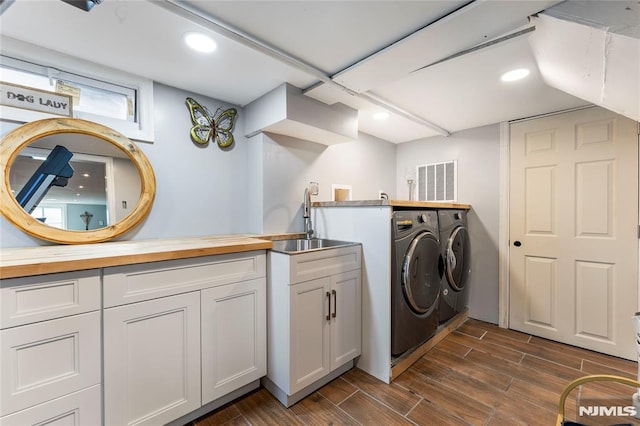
[201,278,266,404]
[104,292,201,426]
[330,270,362,371]
[289,277,331,394]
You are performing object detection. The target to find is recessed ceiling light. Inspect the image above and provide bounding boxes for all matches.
[184,32,217,53]
[373,111,389,120]
[501,68,530,82]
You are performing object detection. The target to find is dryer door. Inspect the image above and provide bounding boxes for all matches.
[402,232,441,315]
[445,226,470,291]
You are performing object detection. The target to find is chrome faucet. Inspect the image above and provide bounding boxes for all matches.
[303,182,319,240]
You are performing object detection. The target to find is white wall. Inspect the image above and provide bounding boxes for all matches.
[396,124,501,324]
[112,157,141,223]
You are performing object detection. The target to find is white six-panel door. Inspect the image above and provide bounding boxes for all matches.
[509,107,638,359]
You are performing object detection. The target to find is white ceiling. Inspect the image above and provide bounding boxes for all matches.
[1,0,633,144]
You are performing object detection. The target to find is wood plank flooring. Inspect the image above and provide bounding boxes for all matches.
[191,319,640,425]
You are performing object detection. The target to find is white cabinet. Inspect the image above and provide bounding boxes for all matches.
[103,251,266,425]
[329,270,362,369]
[288,270,361,394]
[0,271,101,423]
[289,277,331,391]
[0,240,269,425]
[104,291,201,426]
[201,278,266,404]
[265,245,361,407]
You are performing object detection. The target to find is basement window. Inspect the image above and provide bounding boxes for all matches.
[0,47,154,142]
[416,160,457,202]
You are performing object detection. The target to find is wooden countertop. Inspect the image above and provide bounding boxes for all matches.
[314,199,471,209]
[0,235,274,279]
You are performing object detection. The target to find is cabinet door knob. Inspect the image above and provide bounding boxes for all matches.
[514,240,522,247]
[326,291,331,321]
[332,289,337,318]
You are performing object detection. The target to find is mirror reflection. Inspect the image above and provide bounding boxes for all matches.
[9,132,141,231]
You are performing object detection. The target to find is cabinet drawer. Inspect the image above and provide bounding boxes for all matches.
[0,384,100,426]
[103,251,266,307]
[0,312,100,417]
[289,245,361,284]
[0,270,100,329]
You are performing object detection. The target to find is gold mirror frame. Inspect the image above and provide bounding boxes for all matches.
[1,118,156,244]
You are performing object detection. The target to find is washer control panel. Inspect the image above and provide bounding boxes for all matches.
[393,210,438,236]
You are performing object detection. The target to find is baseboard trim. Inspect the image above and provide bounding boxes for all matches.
[262,360,354,407]
[166,380,260,426]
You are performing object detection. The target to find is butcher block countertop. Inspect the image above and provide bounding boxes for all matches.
[0,235,276,279]
[314,199,471,209]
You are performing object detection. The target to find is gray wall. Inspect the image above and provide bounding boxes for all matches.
[396,124,501,324]
[257,131,397,234]
[0,80,501,325]
[0,83,397,246]
[125,83,252,241]
[0,83,253,247]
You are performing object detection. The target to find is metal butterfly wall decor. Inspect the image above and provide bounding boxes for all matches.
[185,97,237,148]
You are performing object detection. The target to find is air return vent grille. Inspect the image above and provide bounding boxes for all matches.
[417,160,457,202]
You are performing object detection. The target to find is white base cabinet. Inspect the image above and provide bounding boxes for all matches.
[266,244,361,406]
[0,271,101,424]
[103,251,267,425]
[0,244,268,425]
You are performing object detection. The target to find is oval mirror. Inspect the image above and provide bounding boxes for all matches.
[1,118,155,244]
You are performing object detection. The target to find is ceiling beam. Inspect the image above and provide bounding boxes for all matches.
[154,0,452,136]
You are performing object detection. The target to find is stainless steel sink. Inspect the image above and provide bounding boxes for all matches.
[270,238,357,254]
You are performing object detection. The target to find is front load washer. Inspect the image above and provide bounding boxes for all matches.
[391,210,441,357]
[438,209,471,323]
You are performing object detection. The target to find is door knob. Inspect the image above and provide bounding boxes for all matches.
[513,241,522,247]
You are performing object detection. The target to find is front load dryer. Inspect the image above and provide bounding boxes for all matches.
[391,210,441,357]
[438,209,471,323]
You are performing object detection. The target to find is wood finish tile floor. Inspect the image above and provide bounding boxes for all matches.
[192,319,640,425]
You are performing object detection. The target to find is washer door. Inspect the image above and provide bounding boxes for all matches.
[402,231,441,315]
[445,226,470,291]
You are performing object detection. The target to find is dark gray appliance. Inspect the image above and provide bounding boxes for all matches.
[438,209,471,323]
[391,210,441,357]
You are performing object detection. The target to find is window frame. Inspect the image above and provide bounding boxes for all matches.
[0,37,154,142]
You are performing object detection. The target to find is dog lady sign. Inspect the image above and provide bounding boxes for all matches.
[1,82,72,116]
